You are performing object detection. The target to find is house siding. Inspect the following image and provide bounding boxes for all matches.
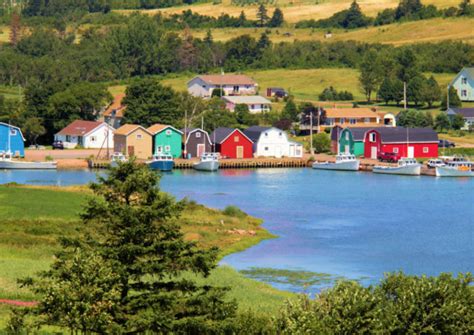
[153,128,182,158]
[0,123,24,157]
[114,128,152,160]
[252,128,303,158]
[184,130,212,158]
[55,124,114,149]
[451,68,474,102]
[217,130,253,159]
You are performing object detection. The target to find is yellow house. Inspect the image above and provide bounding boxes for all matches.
[114,124,153,160]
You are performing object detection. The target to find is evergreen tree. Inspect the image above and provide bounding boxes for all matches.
[396,48,420,84]
[343,1,371,28]
[257,32,271,50]
[395,0,424,20]
[406,75,426,106]
[256,4,269,27]
[269,8,284,27]
[238,11,247,27]
[441,86,462,109]
[378,78,393,104]
[20,161,236,333]
[451,113,465,130]
[420,76,441,108]
[281,98,299,122]
[458,0,473,16]
[235,103,258,126]
[204,29,213,46]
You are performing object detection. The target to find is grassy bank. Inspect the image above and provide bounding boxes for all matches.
[0,184,290,327]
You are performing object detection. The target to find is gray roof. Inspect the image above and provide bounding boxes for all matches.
[243,126,272,142]
[210,127,253,144]
[222,95,271,105]
[331,126,384,141]
[463,67,474,79]
[378,127,438,143]
[448,108,474,118]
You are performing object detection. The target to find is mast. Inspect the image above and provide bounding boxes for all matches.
[184,109,187,158]
[406,127,409,158]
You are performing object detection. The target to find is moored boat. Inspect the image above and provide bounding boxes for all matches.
[193,153,219,172]
[147,153,174,172]
[373,158,421,176]
[0,152,57,170]
[312,153,360,171]
[110,152,127,167]
[436,157,473,177]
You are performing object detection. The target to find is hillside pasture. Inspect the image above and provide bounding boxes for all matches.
[190,17,474,45]
[115,0,463,23]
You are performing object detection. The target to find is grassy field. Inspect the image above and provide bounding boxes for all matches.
[0,184,291,328]
[189,17,474,45]
[116,0,462,23]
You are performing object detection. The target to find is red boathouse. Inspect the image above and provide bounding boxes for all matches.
[364,127,438,159]
[210,127,254,159]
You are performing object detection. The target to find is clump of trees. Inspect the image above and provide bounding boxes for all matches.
[319,86,354,101]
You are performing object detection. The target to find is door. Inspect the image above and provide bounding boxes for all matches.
[345,145,350,154]
[128,145,135,157]
[197,144,205,157]
[371,146,377,159]
[275,146,282,158]
[289,145,295,157]
[408,146,415,158]
[236,146,244,159]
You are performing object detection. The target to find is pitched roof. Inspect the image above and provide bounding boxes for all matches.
[0,122,25,141]
[147,124,183,135]
[223,95,272,105]
[448,108,474,118]
[450,67,474,85]
[243,126,272,142]
[192,74,256,86]
[56,120,104,136]
[325,108,380,118]
[377,127,438,143]
[103,94,126,118]
[115,124,151,136]
[210,127,252,144]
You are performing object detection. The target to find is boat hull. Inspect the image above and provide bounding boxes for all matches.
[193,160,219,172]
[435,166,474,177]
[312,160,360,171]
[148,160,174,172]
[0,161,57,170]
[373,164,421,176]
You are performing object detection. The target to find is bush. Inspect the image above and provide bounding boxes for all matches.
[318,86,354,101]
[223,205,247,218]
[312,133,331,153]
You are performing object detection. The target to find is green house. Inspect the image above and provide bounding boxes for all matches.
[147,124,183,158]
[332,127,374,157]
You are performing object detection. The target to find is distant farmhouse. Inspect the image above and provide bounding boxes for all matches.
[447,108,474,130]
[222,95,272,113]
[187,74,257,98]
[450,67,474,101]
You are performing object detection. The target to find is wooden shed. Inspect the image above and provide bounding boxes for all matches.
[182,128,212,158]
[114,124,153,160]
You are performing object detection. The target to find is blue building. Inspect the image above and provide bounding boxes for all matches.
[0,122,25,157]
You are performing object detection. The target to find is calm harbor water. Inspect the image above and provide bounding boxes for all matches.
[1,168,473,293]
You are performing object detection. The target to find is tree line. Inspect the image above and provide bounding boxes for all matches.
[296,0,473,29]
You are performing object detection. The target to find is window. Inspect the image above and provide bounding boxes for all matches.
[251,104,255,109]
[233,85,240,92]
[349,118,356,125]
[66,135,71,142]
[345,132,349,140]
[196,132,201,138]
[279,132,282,136]
[340,118,345,124]
[369,133,376,142]
[165,145,171,152]
[423,147,429,153]
[166,129,172,136]
[264,132,268,136]
[90,136,97,142]
[461,77,467,84]
[136,134,143,140]
[234,136,239,142]
[265,147,269,151]
[157,146,162,152]
[393,147,399,153]
[326,118,335,126]
[10,129,17,136]
[364,118,370,123]
[461,90,467,97]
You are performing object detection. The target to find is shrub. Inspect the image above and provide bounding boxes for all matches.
[223,205,247,218]
[312,133,331,153]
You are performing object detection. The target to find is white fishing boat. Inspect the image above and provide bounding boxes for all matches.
[373,158,421,176]
[312,153,360,171]
[193,153,219,172]
[436,157,473,177]
[110,152,127,167]
[0,151,57,170]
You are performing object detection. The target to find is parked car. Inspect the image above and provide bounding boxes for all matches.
[438,139,455,148]
[427,159,445,168]
[377,152,401,163]
[52,141,64,150]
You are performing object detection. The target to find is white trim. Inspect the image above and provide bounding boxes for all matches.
[184,128,212,146]
[216,128,253,144]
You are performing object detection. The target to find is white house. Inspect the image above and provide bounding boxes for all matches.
[55,120,115,149]
[450,67,474,101]
[243,126,303,158]
[187,74,257,98]
[447,108,474,130]
[222,95,272,113]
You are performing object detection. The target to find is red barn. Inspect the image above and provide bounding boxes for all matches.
[210,127,253,159]
[364,127,438,159]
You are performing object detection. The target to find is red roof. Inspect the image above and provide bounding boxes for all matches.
[103,94,126,118]
[56,120,104,136]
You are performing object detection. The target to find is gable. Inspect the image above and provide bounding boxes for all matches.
[220,129,253,145]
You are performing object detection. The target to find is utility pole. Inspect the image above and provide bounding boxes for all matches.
[446,85,450,110]
[403,82,407,110]
[309,111,313,155]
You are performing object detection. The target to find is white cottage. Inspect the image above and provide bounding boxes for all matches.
[187,74,257,98]
[222,95,272,113]
[54,120,114,149]
[243,126,303,158]
[450,67,474,101]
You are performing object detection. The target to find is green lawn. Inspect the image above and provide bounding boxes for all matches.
[0,184,292,328]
